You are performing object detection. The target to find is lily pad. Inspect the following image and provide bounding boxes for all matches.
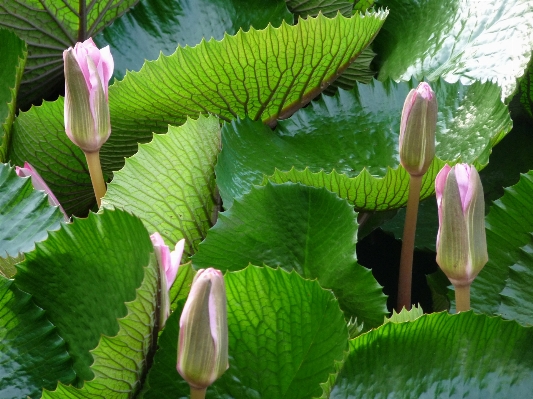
[216,78,511,210]
[193,182,388,329]
[373,0,533,99]
[0,163,63,267]
[103,115,221,256]
[95,0,293,80]
[331,312,533,398]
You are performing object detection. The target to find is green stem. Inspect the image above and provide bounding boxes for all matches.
[455,284,471,312]
[190,387,207,399]
[84,151,106,208]
[397,174,423,311]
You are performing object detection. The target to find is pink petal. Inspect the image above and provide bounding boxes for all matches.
[435,164,452,248]
[168,239,186,288]
[453,164,472,213]
[15,162,68,221]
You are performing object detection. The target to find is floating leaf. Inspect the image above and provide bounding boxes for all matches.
[373,0,533,99]
[14,209,153,383]
[383,304,423,324]
[102,11,388,172]
[103,115,220,256]
[143,266,349,399]
[0,276,75,399]
[95,0,293,80]
[0,0,138,107]
[330,312,533,398]
[471,171,533,315]
[286,0,353,19]
[216,79,511,210]
[0,28,26,162]
[498,238,533,326]
[43,253,159,398]
[0,163,63,264]
[193,182,388,329]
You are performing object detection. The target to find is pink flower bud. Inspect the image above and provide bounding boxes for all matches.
[16,162,69,221]
[399,82,437,176]
[177,268,228,390]
[63,38,114,153]
[435,164,488,286]
[150,233,185,327]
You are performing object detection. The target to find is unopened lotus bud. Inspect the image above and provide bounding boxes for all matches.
[399,82,437,176]
[150,233,185,328]
[435,164,488,286]
[177,268,228,390]
[63,38,113,153]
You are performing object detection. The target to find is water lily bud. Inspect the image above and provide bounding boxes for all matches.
[177,268,228,390]
[150,233,185,327]
[435,164,488,286]
[63,38,114,153]
[16,162,69,221]
[399,82,437,176]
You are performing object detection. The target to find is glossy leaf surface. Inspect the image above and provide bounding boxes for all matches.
[103,11,388,171]
[43,253,159,398]
[193,183,388,329]
[331,312,533,398]
[14,209,153,383]
[373,0,533,99]
[217,79,511,210]
[0,276,74,399]
[0,163,63,263]
[95,0,293,80]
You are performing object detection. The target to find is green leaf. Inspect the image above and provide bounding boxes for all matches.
[283,1,376,93]
[0,276,75,399]
[8,98,96,216]
[0,163,63,263]
[193,182,388,329]
[330,312,533,398]
[95,0,293,80]
[102,11,388,172]
[143,266,349,399]
[498,238,533,326]
[285,0,354,18]
[383,304,423,324]
[102,115,220,256]
[43,253,159,398]
[353,0,375,13]
[471,171,533,315]
[0,28,26,162]
[8,12,388,213]
[217,79,511,210]
[13,209,153,383]
[373,0,533,99]
[0,253,23,279]
[0,0,138,107]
